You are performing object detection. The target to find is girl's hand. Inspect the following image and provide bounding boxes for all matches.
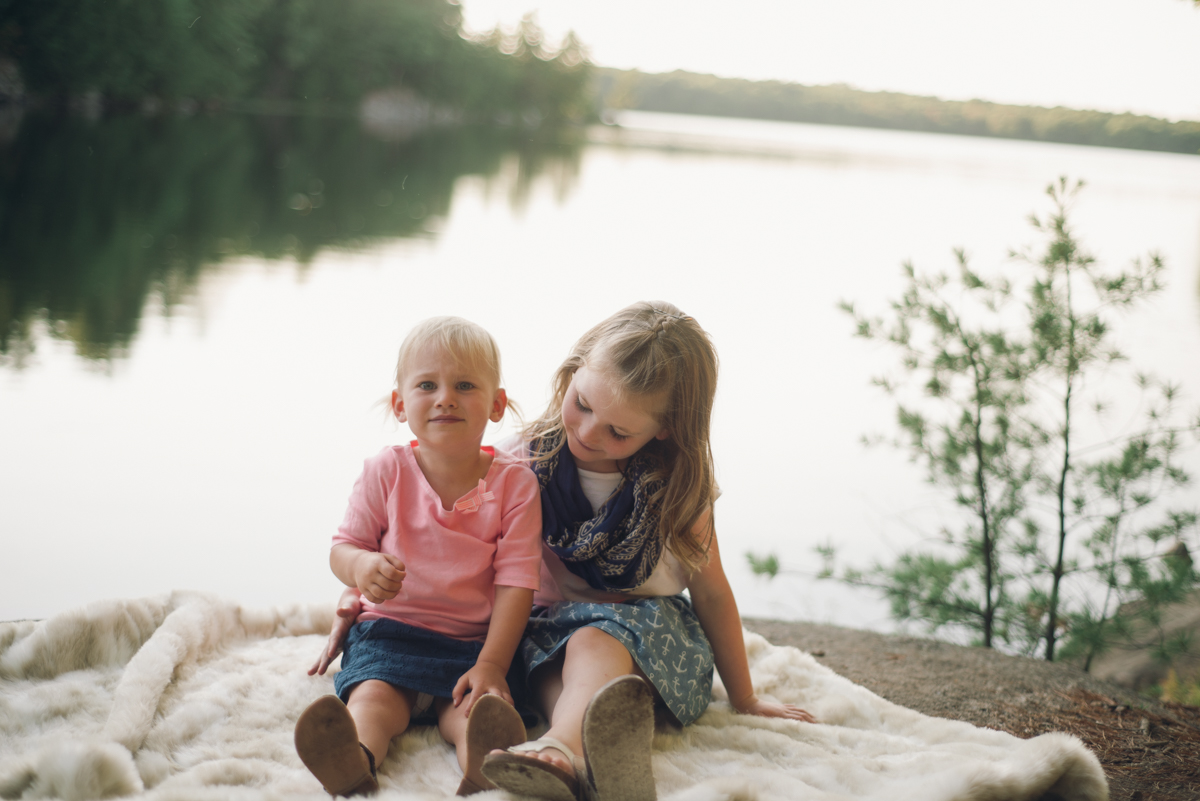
[451,661,512,715]
[736,696,817,723]
[354,552,406,604]
[308,590,363,676]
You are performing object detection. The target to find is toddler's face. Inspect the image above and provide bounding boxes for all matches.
[560,363,668,473]
[392,346,505,455]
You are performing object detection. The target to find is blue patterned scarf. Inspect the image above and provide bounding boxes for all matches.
[530,434,665,592]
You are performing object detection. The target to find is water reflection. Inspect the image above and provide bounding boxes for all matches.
[0,113,583,366]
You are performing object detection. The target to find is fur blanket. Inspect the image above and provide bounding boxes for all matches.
[0,593,1107,801]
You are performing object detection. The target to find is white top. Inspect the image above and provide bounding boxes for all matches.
[575,467,624,513]
[574,468,689,597]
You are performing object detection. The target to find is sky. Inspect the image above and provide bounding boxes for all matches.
[460,0,1200,122]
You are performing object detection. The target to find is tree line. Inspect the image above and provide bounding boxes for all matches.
[0,0,591,123]
[597,69,1200,156]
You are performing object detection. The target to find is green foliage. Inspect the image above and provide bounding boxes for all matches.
[746,552,780,579]
[814,543,836,579]
[1017,179,1198,662]
[840,248,1036,647]
[250,0,465,105]
[1158,668,1200,706]
[595,68,1200,156]
[0,0,592,121]
[1,0,266,102]
[462,20,593,124]
[3,0,269,101]
[880,552,982,631]
[830,179,1200,660]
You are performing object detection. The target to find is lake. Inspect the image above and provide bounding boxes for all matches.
[2,109,1198,633]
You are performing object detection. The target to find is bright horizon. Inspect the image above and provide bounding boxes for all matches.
[461,0,1200,123]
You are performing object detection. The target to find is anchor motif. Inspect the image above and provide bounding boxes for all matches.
[672,653,688,673]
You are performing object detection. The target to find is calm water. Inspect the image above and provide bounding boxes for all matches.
[3,110,1199,628]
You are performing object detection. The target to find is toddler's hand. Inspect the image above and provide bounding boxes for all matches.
[354,552,406,604]
[452,661,512,715]
[737,697,817,723]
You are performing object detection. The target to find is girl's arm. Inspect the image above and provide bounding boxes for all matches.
[309,587,363,676]
[687,517,817,723]
[451,584,534,713]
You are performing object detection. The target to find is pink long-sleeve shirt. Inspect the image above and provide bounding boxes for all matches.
[332,443,542,640]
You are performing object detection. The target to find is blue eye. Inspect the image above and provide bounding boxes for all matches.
[456,381,475,391]
[418,381,435,391]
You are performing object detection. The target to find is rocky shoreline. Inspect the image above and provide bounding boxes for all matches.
[744,618,1200,801]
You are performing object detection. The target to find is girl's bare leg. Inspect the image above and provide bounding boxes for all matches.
[527,626,637,770]
[346,679,418,764]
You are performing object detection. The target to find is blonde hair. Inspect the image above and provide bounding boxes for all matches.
[524,301,718,572]
[392,316,518,419]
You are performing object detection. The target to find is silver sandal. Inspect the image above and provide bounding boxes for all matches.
[481,736,582,801]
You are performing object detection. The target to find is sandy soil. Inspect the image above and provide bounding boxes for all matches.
[744,618,1200,801]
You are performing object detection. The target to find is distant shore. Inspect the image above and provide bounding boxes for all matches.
[595,68,1200,156]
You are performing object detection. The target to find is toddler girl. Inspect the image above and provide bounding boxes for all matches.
[481,301,816,801]
[295,316,542,797]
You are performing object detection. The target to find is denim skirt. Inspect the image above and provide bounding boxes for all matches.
[334,618,532,725]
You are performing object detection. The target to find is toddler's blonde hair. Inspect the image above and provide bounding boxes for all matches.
[524,301,719,572]
[393,318,515,421]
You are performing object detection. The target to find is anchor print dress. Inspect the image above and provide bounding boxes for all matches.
[519,464,716,725]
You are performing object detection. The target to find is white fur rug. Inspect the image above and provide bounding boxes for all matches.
[0,593,1108,801]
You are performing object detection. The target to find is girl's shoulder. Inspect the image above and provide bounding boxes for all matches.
[487,437,540,497]
[489,448,536,480]
[490,433,528,462]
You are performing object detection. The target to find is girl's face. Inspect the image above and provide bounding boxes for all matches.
[561,363,668,473]
[391,345,506,457]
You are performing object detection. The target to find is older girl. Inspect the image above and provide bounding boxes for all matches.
[480,301,814,801]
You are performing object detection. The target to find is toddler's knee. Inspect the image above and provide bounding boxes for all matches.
[348,679,411,712]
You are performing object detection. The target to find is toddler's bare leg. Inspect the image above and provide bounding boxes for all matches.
[441,694,528,795]
[436,697,471,771]
[346,679,418,764]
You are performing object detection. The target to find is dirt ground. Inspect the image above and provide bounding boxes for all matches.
[744,618,1200,801]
